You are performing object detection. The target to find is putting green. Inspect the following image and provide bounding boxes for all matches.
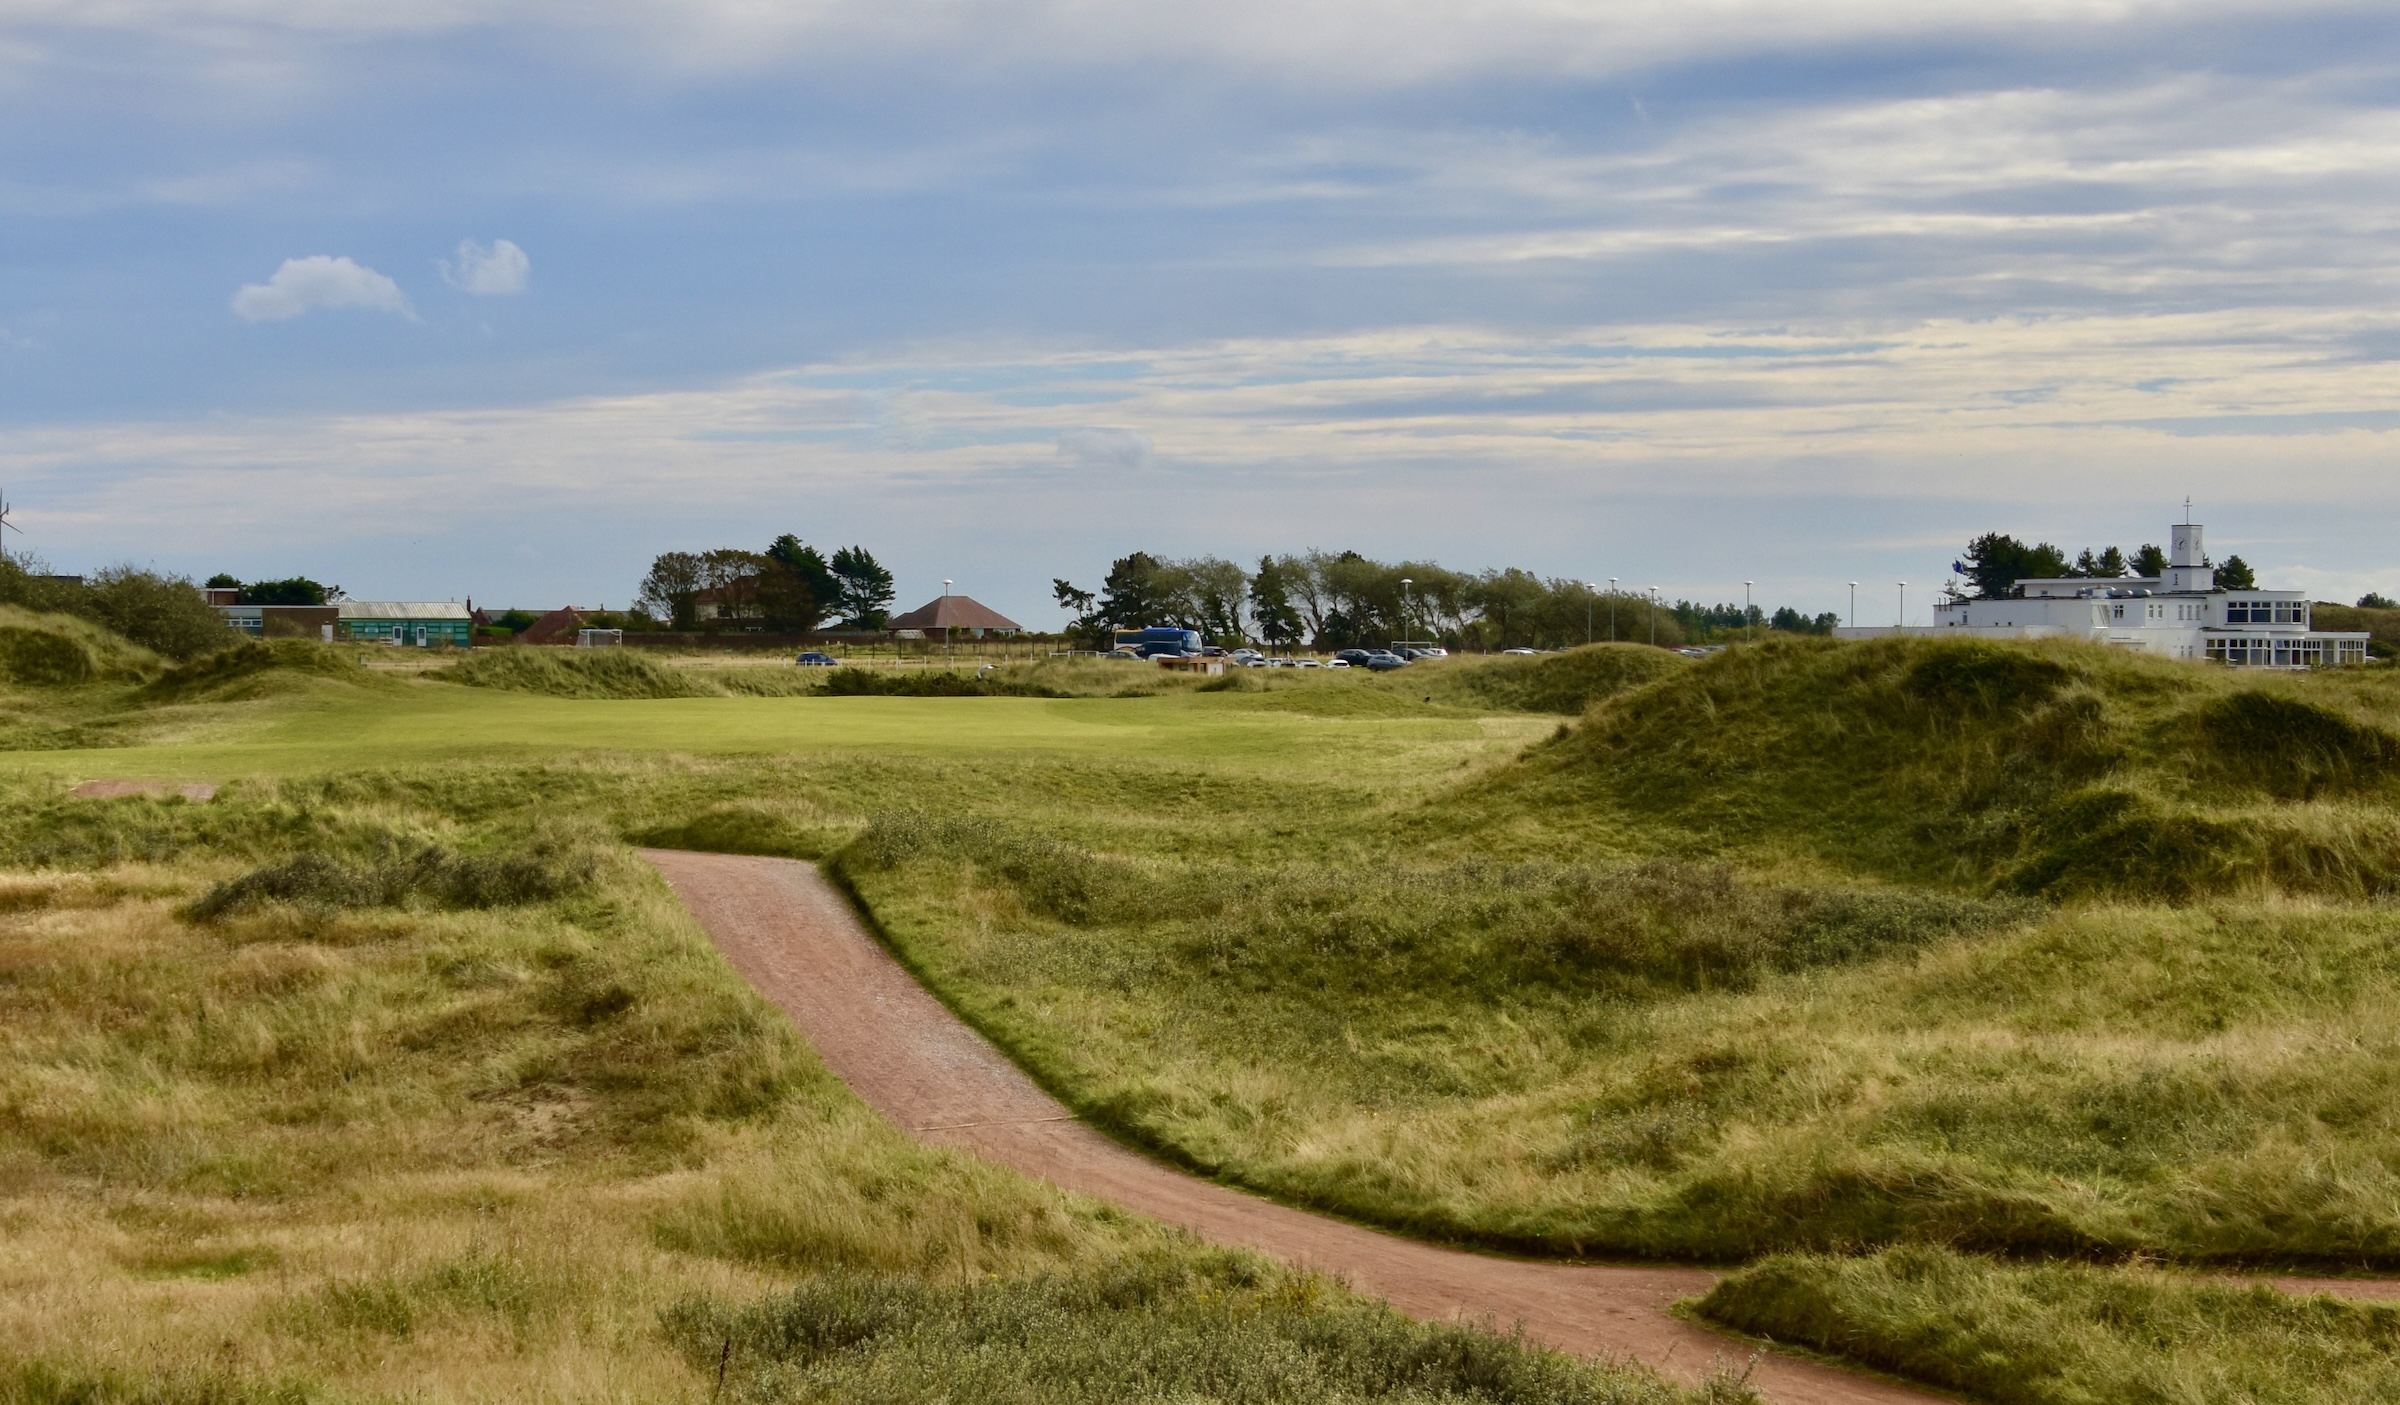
[0,677,1544,785]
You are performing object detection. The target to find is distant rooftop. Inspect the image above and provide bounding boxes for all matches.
[885,594,1022,633]
[337,601,473,620]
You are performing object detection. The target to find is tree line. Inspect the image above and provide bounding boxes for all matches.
[633,536,895,632]
[1052,551,1838,651]
[1952,532,2256,599]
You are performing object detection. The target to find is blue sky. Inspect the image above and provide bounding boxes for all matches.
[6,0,2400,624]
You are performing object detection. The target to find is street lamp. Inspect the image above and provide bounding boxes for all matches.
[1649,587,1659,647]
[1849,581,1858,629]
[943,579,954,657]
[1400,577,1412,646]
[1608,578,1617,642]
[1897,581,1907,629]
[1585,584,1595,645]
[1744,581,1754,644]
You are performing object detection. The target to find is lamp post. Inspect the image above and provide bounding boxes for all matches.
[1608,578,1617,642]
[1400,577,1412,647]
[1649,587,1659,647]
[1585,584,1594,645]
[943,579,953,658]
[1744,581,1754,644]
[1849,581,1858,629]
[1897,581,1906,629]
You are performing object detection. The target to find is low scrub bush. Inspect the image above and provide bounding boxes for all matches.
[664,1252,1726,1405]
[1700,1246,2400,1405]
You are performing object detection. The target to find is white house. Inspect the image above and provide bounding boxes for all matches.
[1837,521,2369,669]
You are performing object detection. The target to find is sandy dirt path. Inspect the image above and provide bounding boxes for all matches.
[642,848,1947,1404]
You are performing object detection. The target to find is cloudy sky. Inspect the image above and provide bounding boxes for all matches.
[5,0,2399,623]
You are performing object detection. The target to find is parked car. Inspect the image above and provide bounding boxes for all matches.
[1332,649,1373,667]
[1500,647,1539,656]
[1230,648,1266,666]
[794,651,838,666]
[1326,658,1351,668]
[1292,659,1320,668]
[1364,651,1410,671]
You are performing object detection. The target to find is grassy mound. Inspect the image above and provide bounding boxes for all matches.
[144,638,371,700]
[1409,644,1690,715]
[0,605,162,687]
[439,647,713,699]
[1479,635,2400,898]
[1700,1247,2400,1405]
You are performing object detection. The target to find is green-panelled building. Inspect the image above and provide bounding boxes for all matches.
[338,601,474,648]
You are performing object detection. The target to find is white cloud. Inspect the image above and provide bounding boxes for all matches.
[441,238,529,295]
[230,255,410,321]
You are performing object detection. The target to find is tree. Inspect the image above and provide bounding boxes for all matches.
[2217,554,2256,590]
[1247,556,1303,650]
[2360,592,2398,610]
[765,536,839,626]
[2070,547,2128,579]
[693,549,770,626]
[239,577,340,606]
[2132,543,2170,578]
[1094,552,1169,632]
[1053,579,1101,644]
[637,551,705,629]
[1953,533,2070,599]
[1177,556,1250,644]
[85,565,235,659]
[205,573,240,590]
[1769,606,1838,635]
[829,546,895,630]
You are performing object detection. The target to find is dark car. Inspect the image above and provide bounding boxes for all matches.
[1332,648,1374,667]
[794,651,838,666]
[1364,651,1410,671]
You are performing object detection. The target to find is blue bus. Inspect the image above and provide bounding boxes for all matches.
[1111,626,1204,658]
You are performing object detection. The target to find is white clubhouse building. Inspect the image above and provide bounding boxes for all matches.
[1838,521,2369,669]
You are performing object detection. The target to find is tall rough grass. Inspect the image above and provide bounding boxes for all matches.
[665,1251,1733,1405]
[1700,1246,2400,1405]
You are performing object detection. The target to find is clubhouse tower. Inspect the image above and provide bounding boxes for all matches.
[1838,520,2370,669]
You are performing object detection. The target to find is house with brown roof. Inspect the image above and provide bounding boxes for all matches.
[885,593,1023,638]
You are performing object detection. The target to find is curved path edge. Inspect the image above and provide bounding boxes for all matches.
[642,848,1950,1404]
